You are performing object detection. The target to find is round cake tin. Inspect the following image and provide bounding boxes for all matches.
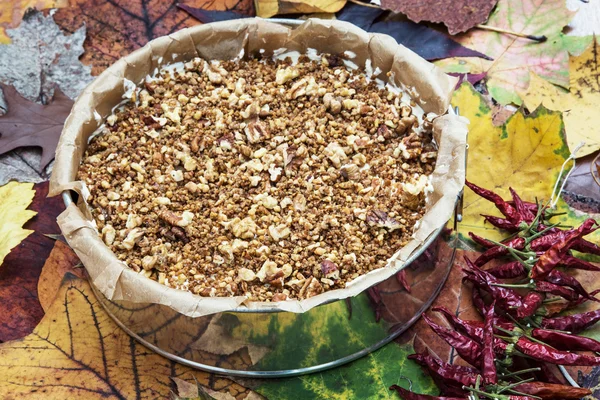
[59,18,464,378]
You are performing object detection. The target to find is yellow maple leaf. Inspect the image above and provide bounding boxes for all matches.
[519,38,600,158]
[451,83,591,243]
[0,0,68,44]
[0,273,253,399]
[255,0,346,19]
[0,181,37,266]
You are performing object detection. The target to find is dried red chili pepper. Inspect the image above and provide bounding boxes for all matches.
[545,269,599,302]
[482,215,520,232]
[560,254,600,272]
[531,328,600,352]
[432,306,483,340]
[389,386,466,400]
[541,308,600,333]
[532,280,579,302]
[531,219,599,279]
[422,315,482,367]
[509,187,535,223]
[482,302,497,384]
[571,238,600,256]
[408,352,478,389]
[468,232,495,248]
[471,287,486,316]
[396,269,411,293]
[514,337,600,365]
[512,382,591,399]
[516,291,544,319]
[465,181,522,224]
[474,237,526,267]
[487,261,527,279]
[463,259,524,311]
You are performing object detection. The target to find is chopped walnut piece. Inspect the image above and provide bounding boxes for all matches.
[79,53,437,301]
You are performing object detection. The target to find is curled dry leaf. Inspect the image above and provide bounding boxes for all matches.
[255,0,346,18]
[435,0,590,105]
[0,181,36,266]
[519,38,600,158]
[379,0,499,35]
[0,84,73,170]
[0,273,249,399]
[0,0,68,44]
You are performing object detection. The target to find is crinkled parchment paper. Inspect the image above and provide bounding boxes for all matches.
[49,18,468,317]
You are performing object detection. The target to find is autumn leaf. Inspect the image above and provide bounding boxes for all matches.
[0,84,73,170]
[451,82,600,245]
[178,4,252,23]
[37,240,83,312]
[0,182,64,342]
[0,273,251,399]
[0,0,68,44]
[335,3,490,62]
[54,0,254,75]
[379,0,498,35]
[435,0,591,105]
[0,181,36,267]
[255,0,345,18]
[519,38,600,157]
[0,9,92,103]
[255,339,436,399]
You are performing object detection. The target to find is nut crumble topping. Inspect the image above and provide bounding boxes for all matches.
[78,54,438,301]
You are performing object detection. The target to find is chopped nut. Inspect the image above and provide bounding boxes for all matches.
[122,228,144,250]
[340,163,360,180]
[142,255,157,270]
[102,225,116,245]
[238,267,256,281]
[269,224,291,241]
[229,217,257,239]
[323,142,347,168]
[244,120,270,143]
[366,210,402,232]
[275,67,300,85]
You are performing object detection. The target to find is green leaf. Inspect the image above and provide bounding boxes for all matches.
[255,340,437,399]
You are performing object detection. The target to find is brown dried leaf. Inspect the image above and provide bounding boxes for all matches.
[54,0,254,75]
[379,0,498,35]
[0,181,64,342]
[37,240,83,312]
[0,273,251,399]
[0,84,73,170]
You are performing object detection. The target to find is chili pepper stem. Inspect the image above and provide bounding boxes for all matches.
[497,377,535,393]
[463,386,499,399]
[499,367,541,378]
[526,223,560,243]
[491,282,532,289]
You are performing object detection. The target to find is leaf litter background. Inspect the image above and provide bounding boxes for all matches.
[0,0,600,399]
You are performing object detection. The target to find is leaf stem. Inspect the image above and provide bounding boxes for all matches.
[475,24,547,42]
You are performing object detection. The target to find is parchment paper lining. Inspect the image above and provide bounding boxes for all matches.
[50,18,468,317]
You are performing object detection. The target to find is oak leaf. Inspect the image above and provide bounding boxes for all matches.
[54,0,254,75]
[0,0,68,44]
[451,82,600,245]
[336,3,491,61]
[0,273,250,399]
[435,0,590,105]
[379,0,499,35]
[0,181,36,267]
[255,0,345,18]
[0,182,65,342]
[518,38,600,158]
[0,9,92,103]
[0,84,73,170]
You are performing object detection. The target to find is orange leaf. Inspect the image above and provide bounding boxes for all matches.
[37,241,83,312]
